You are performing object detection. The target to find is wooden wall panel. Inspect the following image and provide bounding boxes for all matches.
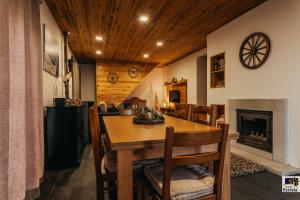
[165,81,187,107]
[96,63,153,106]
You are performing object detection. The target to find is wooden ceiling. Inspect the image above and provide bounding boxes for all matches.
[45,0,266,65]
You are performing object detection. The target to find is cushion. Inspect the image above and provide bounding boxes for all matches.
[144,163,214,200]
[98,101,108,113]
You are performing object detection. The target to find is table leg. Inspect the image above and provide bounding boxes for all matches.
[117,149,133,200]
[222,140,231,200]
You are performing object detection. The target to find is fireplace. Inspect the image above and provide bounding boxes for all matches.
[237,109,273,153]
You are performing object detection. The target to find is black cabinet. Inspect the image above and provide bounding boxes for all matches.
[44,106,85,169]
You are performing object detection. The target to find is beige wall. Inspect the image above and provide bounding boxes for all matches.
[197,56,207,105]
[80,64,96,102]
[127,68,165,108]
[40,0,75,106]
[207,0,300,167]
[165,49,207,104]
[72,60,80,99]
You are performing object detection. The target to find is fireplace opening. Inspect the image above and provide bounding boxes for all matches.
[237,109,273,153]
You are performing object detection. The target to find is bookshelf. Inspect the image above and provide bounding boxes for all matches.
[210,52,225,88]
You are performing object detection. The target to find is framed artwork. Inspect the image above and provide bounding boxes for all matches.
[43,24,60,77]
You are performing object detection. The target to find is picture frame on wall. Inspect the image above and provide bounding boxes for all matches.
[43,24,60,77]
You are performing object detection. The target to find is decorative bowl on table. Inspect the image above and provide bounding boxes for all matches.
[133,108,165,124]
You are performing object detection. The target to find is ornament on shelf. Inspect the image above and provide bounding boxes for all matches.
[171,77,177,83]
[153,92,159,111]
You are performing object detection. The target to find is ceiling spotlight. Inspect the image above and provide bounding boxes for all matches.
[95,35,103,41]
[143,53,149,58]
[96,50,102,55]
[139,15,149,22]
[156,41,163,46]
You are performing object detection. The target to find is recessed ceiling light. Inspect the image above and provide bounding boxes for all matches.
[156,41,163,46]
[143,53,149,58]
[95,35,103,41]
[96,50,102,55]
[139,15,149,22]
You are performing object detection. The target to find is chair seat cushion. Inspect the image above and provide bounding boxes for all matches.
[144,163,214,200]
[104,149,160,173]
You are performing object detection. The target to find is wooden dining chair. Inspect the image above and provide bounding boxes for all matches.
[90,106,160,199]
[122,97,147,110]
[120,108,136,116]
[174,103,188,120]
[187,104,196,121]
[89,106,117,200]
[140,124,229,200]
[192,105,218,127]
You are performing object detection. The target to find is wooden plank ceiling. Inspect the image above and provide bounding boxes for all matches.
[45,0,266,65]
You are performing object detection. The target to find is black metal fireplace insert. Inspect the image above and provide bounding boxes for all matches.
[237,109,273,153]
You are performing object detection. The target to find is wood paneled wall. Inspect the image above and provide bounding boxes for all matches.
[96,63,153,106]
[165,81,187,106]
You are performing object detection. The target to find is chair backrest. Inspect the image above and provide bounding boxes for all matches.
[187,104,196,121]
[89,106,105,175]
[162,124,229,200]
[122,97,146,110]
[174,103,187,119]
[192,105,217,127]
[120,109,136,116]
[175,104,195,120]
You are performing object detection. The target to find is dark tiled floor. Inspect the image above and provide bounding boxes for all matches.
[39,145,300,200]
[38,145,98,200]
[232,172,300,200]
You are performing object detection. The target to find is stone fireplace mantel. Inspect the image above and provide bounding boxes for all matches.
[228,99,289,164]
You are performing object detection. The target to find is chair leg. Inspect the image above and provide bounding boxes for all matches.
[208,162,213,173]
[142,184,151,200]
[97,177,105,200]
[136,180,143,200]
[108,181,117,200]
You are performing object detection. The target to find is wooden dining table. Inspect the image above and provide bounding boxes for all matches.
[103,115,239,200]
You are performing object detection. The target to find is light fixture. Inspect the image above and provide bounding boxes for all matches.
[96,50,102,55]
[139,15,149,23]
[95,35,103,42]
[156,41,163,46]
[143,53,149,58]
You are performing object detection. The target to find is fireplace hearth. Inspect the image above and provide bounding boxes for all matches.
[237,109,273,153]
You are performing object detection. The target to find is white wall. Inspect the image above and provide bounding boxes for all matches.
[197,56,207,105]
[40,1,74,106]
[165,49,207,104]
[80,64,96,101]
[127,68,165,107]
[207,0,300,168]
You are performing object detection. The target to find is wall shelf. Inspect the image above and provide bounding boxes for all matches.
[164,80,187,87]
[210,52,225,88]
[211,69,225,74]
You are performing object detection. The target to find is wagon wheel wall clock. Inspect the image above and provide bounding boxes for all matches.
[128,66,140,78]
[239,32,270,69]
[107,72,119,84]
